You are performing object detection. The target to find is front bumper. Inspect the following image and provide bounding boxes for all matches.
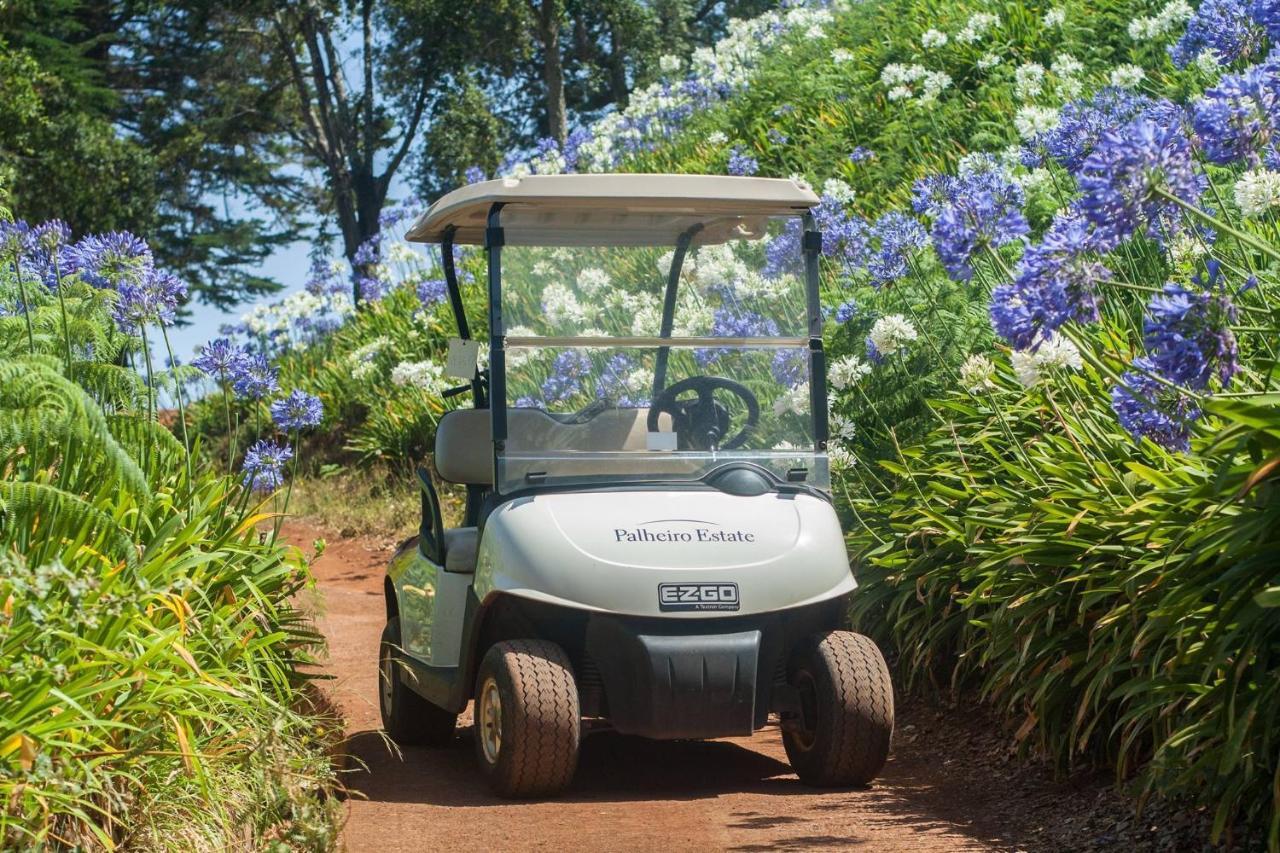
[582,596,846,739]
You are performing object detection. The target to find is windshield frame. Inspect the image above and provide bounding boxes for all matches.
[477,201,829,494]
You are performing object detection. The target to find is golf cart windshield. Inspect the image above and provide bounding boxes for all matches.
[493,206,827,493]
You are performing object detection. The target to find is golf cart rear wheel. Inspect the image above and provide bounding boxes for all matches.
[783,630,893,787]
[379,617,457,746]
[474,639,580,798]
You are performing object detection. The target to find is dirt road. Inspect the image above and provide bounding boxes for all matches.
[293,522,1145,853]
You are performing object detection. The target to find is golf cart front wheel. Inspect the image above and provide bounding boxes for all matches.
[782,630,893,787]
[379,617,458,746]
[474,639,580,798]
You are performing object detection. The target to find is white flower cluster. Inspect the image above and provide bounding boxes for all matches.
[868,314,918,357]
[390,359,445,391]
[1128,0,1194,40]
[1044,7,1066,27]
[831,47,855,64]
[1014,62,1046,100]
[829,413,857,442]
[542,282,590,328]
[957,12,1000,44]
[829,354,872,390]
[239,288,354,352]
[773,382,810,416]
[1235,169,1280,217]
[1109,64,1146,89]
[959,353,997,392]
[659,54,682,74]
[707,130,729,145]
[548,6,835,174]
[822,178,857,205]
[1014,105,1061,141]
[1051,53,1085,98]
[922,28,948,49]
[348,336,392,381]
[1009,335,1083,388]
[882,63,952,103]
[977,52,1001,70]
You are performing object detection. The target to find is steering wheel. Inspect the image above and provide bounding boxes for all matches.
[647,376,760,450]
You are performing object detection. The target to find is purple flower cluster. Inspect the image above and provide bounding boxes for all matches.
[764,193,869,279]
[193,338,249,380]
[1254,0,1280,38]
[1077,118,1205,249]
[849,147,875,163]
[867,212,927,287]
[1024,88,1156,174]
[305,256,345,296]
[463,166,488,185]
[922,167,1028,282]
[417,277,448,306]
[597,354,649,407]
[111,270,187,333]
[353,234,381,267]
[990,214,1109,349]
[1169,0,1267,68]
[241,439,293,493]
[697,307,779,367]
[271,389,325,431]
[232,352,279,400]
[772,349,807,387]
[833,300,857,324]
[1143,270,1240,390]
[727,146,760,176]
[61,231,152,289]
[359,275,389,303]
[541,350,593,403]
[1111,358,1203,452]
[1191,61,1280,167]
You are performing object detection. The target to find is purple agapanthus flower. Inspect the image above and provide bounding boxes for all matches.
[1170,0,1267,68]
[305,256,345,295]
[865,337,883,364]
[358,275,389,302]
[192,338,248,380]
[463,166,488,185]
[241,439,293,493]
[353,234,381,267]
[60,231,152,288]
[772,349,807,387]
[1111,358,1202,452]
[1191,63,1280,166]
[32,220,71,253]
[1143,266,1240,389]
[596,353,649,407]
[834,300,857,324]
[927,168,1028,282]
[417,277,448,306]
[562,127,593,172]
[764,194,869,279]
[541,350,593,403]
[271,389,324,431]
[727,146,759,176]
[989,213,1109,349]
[868,212,927,287]
[849,147,875,163]
[232,352,279,400]
[1026,88,1155,174]
[767,128,789,145]
[1076,118,1206,249]
[111,269,187,333]
[1252,0,1280,37]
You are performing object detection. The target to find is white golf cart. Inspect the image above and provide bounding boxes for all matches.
[379,174,893,798]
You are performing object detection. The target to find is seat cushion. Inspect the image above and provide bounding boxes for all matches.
[443,526,478,574]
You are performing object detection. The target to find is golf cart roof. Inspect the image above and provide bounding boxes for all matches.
[405,173,820,246]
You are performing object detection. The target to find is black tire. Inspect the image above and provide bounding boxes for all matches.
[782,630,894,787]
[473,639,580,798]
[379,617,457,746]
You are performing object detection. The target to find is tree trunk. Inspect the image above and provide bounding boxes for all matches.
[537,0,567,143]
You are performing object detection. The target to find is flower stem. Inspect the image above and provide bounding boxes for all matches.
[160,324,194,516]
[52,256,73,373]
[11,257,35,355]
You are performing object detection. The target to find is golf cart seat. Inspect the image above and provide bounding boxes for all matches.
[442,527,478,574]
[434,407,671,486]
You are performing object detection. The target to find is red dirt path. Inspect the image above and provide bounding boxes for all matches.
[289,520,1143,853]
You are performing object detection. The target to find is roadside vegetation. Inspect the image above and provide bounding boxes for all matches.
[196,0,1280,846]
[0,215,341,849]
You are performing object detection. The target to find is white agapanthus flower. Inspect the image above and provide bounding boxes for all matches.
[829,354,873,390]
[773,383,810,416]
[887,85,913,101]
[1016,168,1055,194]
[1014,105,1060,141]
[1058,75,1085,99]
[828,444,856,470]
[881,63,927,86]
[830,413,857,442]
[576,267,612,297]
[659,54,682,73]
[959,354,997,392]
[1014,62,1046,99]
[922,28,949,49]
[1044,7,1066,27]
[822,178,857,205]
[390,360,444,391]
[542,282,587,327]
[1011,335,1083,387]
[957,12,1000,43]
[1109,64,1146,89]
[1235,169,1280,217]
[707,130,729,146]
[919,71,953,103]
[868,314,918,357]
[832,47,855,64]
[977,52,1001,70]
[1129,0,1193,40]
[1051,53,1084,79]
[1166,233,1209,266]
